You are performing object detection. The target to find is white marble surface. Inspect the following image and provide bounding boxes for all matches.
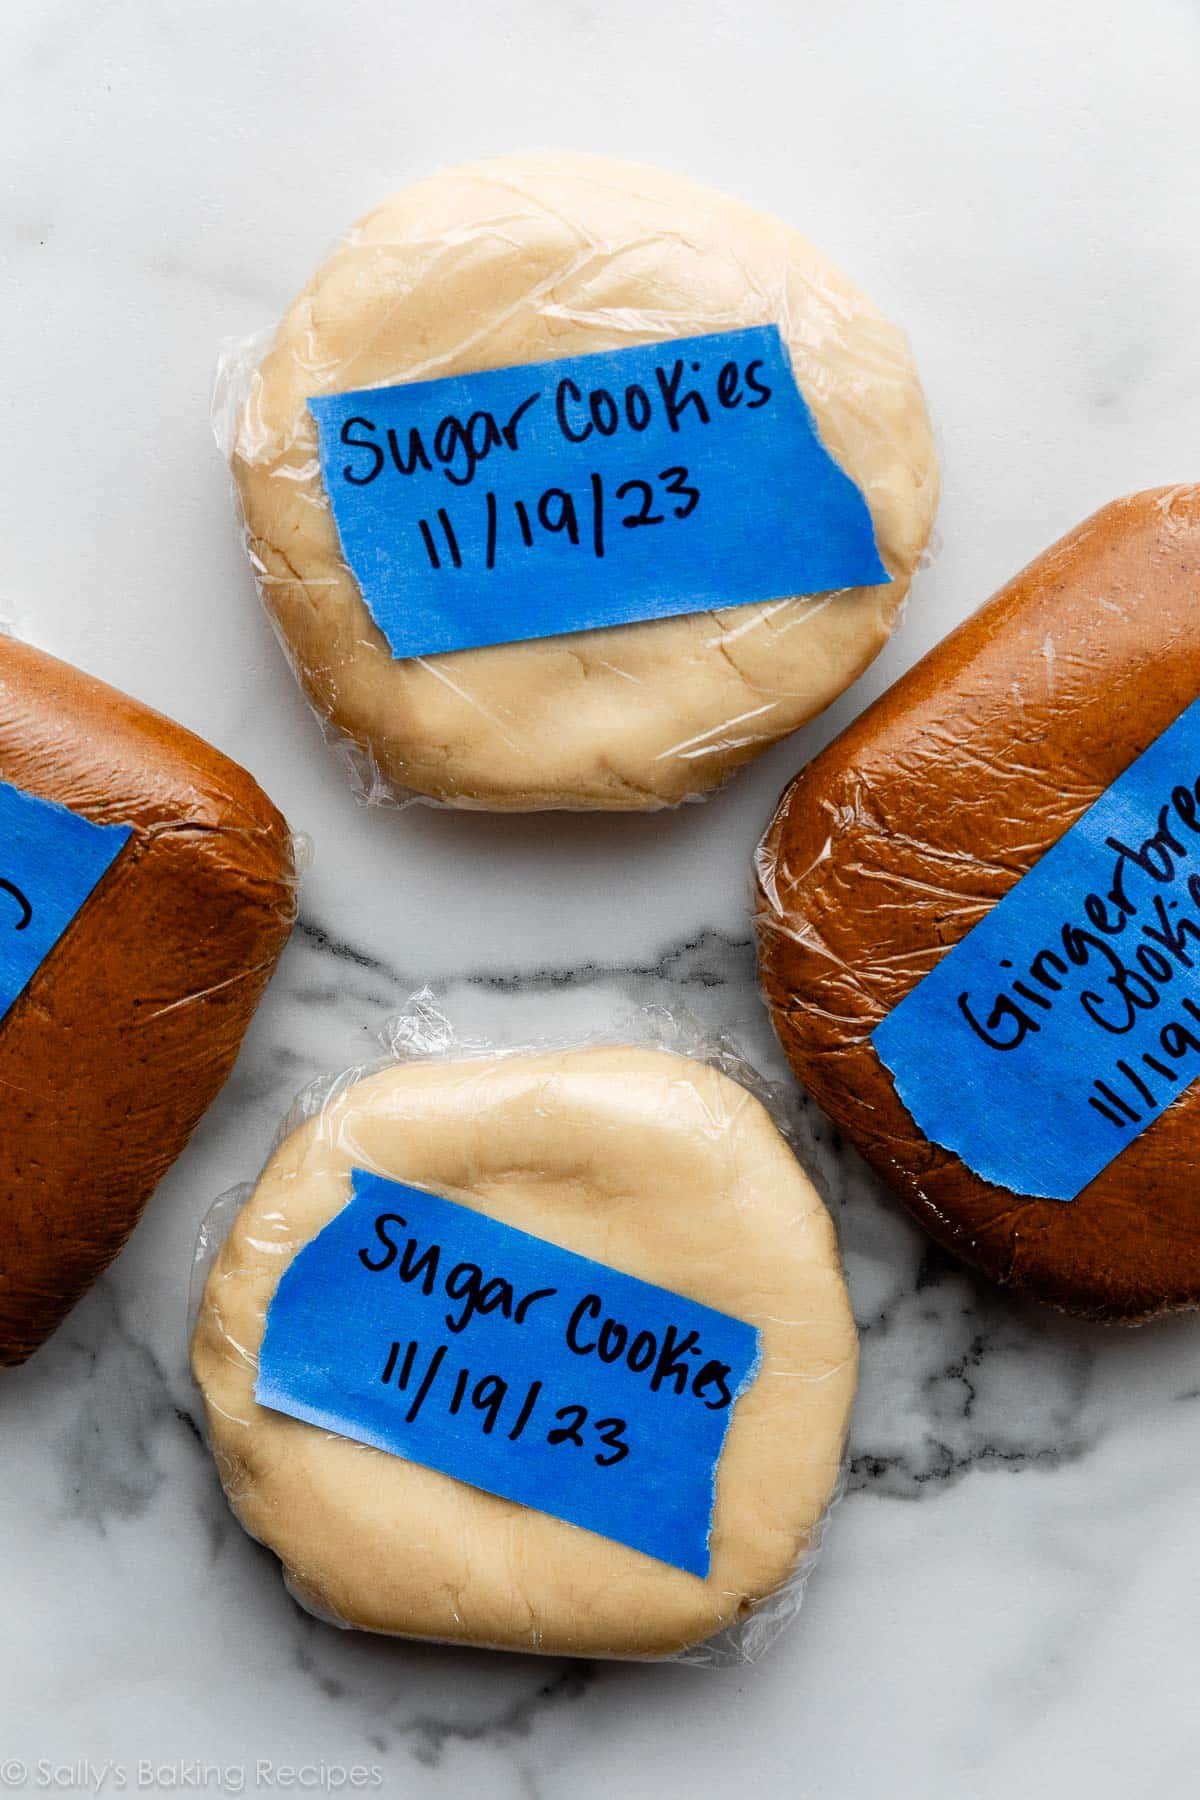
[2,2,1199,1795]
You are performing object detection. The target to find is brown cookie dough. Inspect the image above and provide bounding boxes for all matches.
[0,637,296,1365]
[230,153,938,810]
[191,1047,858,1657]
[756,486,1200,1322]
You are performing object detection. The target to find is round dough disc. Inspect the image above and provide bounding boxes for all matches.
[191,1047,858,1658]
[232,153,938,809]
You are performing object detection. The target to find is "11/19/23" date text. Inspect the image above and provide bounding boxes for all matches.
[416,465,700,572]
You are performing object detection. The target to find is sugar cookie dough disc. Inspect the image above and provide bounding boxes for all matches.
[230,153,938,809]
[191,1047,857,1657]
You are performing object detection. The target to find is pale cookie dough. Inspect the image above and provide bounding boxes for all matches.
[230,153,938,809]
[191,1047,858,1658]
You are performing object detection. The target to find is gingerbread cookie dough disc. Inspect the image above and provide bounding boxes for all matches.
[230,153,938,810]
[755,487,1200,1323]
[191,1047,857,1657]
[0,636,296,1366]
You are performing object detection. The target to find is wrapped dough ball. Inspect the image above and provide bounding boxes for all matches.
[192,1046,858,1658]
[228,153,938,809]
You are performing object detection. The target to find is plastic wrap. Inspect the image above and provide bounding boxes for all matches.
[0,633,298,1366]
[214,152,938,812]
[189,991,857,1664]
[755,485,1200,1323]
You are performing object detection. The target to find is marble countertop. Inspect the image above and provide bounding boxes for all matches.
[3,1,1199,1794]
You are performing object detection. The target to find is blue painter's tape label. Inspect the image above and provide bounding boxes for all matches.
[872,696,1200,1201]
[255,1169,762,1576]
[307,326,888,660]
[0,777,132,1024]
